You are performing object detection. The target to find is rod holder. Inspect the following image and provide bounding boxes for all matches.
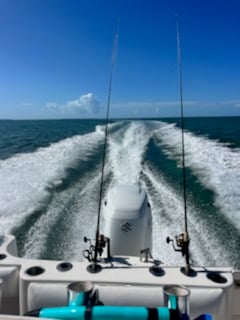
[163,285,190,320]
[68,281,94,306]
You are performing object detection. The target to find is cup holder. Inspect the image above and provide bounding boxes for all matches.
[207,272,227,284]
[56,262,73,272]
[149,265,165,277]
[25,266,45,276]
[0,254,7,260]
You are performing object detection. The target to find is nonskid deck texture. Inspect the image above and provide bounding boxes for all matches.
[0,235,239,319]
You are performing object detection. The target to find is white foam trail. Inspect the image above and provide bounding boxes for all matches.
[142,164,232,266]
[142,166,185,265]
[23,168,102,260]
[154,122,240,228]
[96,121,124,135]
[0,129,103,235]
[108,121,155,185]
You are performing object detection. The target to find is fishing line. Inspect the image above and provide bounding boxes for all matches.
[176,15,188,235]
[93,21,120,267]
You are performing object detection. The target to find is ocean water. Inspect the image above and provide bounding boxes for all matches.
[0,117,239,269]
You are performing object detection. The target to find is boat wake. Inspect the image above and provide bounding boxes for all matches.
[0,120,239,267]
[154,122,240,227]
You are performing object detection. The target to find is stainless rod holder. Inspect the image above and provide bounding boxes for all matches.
[68,281,93,306]
[163,285,190,319]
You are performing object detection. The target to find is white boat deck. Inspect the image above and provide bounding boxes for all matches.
[0,235,239,319]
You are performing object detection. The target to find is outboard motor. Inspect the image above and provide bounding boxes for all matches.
[103,184,152,256]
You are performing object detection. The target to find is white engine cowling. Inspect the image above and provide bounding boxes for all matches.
[103,184,152,257]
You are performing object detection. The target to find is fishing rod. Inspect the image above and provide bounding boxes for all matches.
[167,16,196,277]
[176,16,188,234]
[86,21,120,273]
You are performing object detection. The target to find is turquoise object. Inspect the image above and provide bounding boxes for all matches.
[40,306,170,320]
[169,295,177,310]
[92,306,148,320]
[40,306,85,319]
[68,292,85,306]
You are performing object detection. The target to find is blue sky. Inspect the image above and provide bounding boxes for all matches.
[0,0,240,119]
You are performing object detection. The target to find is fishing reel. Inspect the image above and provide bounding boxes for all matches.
[166,232,197,277]
[83,235,111,263]
[166,232,189,257]
[83,237,95,262]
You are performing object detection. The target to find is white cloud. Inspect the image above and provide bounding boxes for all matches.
[111,100,198,110]
[111,99,240,110]
[46,93,101,115]
[66,93,100,113]
[45,97,240,118]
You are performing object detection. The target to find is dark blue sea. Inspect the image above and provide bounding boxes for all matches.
[0,117,239,268]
